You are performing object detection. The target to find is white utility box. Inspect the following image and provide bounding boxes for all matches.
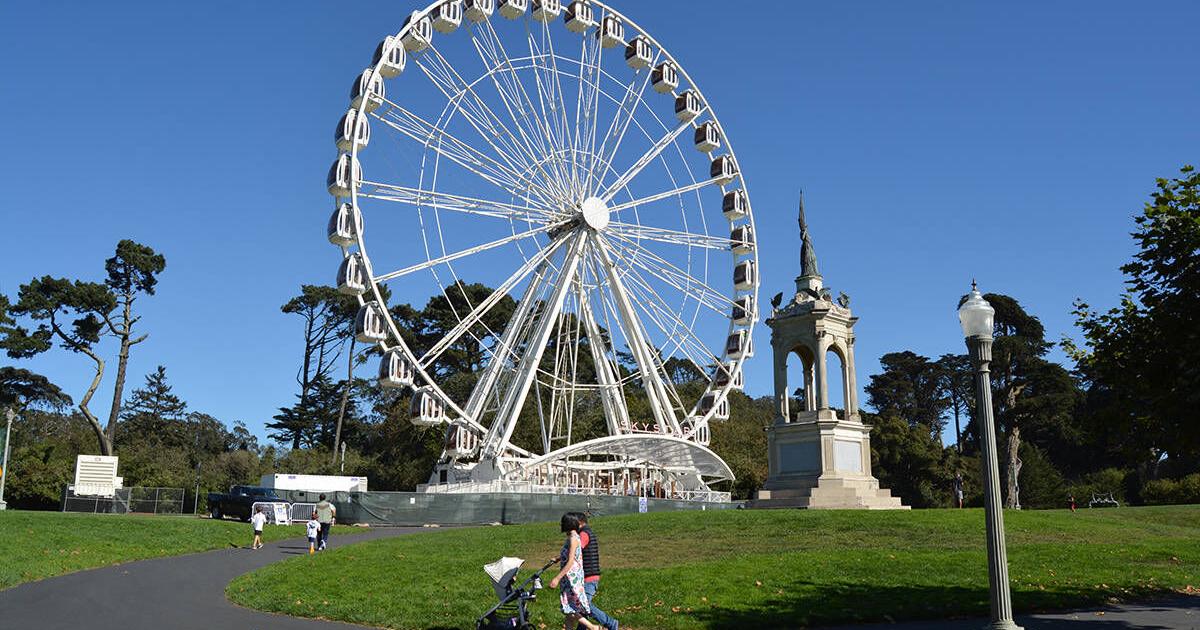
[74,455,120,497]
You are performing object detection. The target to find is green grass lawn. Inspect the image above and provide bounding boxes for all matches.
[228,506,1199,629]
[0,510,360,590]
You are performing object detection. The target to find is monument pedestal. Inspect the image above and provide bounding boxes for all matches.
[751,411,907,510]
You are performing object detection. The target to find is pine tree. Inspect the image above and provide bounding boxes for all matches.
[117,366,187,446]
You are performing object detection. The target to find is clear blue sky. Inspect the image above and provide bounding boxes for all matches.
[2,2,1196,443]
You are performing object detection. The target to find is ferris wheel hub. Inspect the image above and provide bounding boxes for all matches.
[580,196,610,231]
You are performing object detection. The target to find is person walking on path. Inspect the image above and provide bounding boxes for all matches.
[573,512,619,630]
[549,513,600,630]
[954,473,964,509]
[305,511,320,554]
[250,506,267,550]
[315,494,336,551]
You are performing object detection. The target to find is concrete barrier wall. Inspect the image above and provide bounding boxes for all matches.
[275,489,740,526]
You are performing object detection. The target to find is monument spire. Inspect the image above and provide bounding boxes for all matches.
[798,190,820,279]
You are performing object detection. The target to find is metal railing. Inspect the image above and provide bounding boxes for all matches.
[250,501,296,525]
[289,502,318,523]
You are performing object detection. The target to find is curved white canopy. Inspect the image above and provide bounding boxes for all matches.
[516,434,735,481]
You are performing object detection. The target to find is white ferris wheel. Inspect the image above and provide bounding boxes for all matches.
[326,0,758,500]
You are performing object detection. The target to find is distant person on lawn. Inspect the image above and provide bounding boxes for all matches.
[306,511,321,554]
[315,494,336,551]
[549,513,600,630]
[250,506,267,550]
[572,511,619,630]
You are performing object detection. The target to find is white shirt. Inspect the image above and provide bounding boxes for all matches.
[306,520,320,538]
[251,512,268,530]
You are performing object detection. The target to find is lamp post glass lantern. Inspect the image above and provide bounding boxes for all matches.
[959,281,995,339]
[959,282,1022,630]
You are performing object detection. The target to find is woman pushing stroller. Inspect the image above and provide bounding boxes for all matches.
[548,513,601,630]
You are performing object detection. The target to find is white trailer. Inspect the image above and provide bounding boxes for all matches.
[260,474,368,493]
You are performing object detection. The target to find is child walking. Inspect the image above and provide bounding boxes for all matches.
[306,511,320,554]
[250,506,267,550]
[548,513,600,630]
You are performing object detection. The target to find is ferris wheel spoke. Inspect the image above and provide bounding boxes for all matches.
[606,221,729,251]
[614,274,693,412]
[412,54,530,178]
[524,47,574,193]
[591,234,680,435]
[622,267,722,375]
[570,33,602,199]
[373,222,564,283]
[373,104,561,208]
[473,20,574,200]
[462,33,576,205]
[592,50,663,194]
[481,232,590,460]
[534,20,577,195]
[600,120,696,203]
[413,45,571,205]
[607,176,726,214]
[360,181,558,223]
[420,233,572,370]
[604,232,734,315]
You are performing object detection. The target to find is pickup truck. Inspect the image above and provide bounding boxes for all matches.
[207,485,285,522]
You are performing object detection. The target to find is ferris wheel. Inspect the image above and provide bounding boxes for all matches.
[326,0,758,498]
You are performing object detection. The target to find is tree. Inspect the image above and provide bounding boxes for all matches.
[865,351,949,441]
[414,281,516,378]
[279,285,357,448]
[99,240,166,447]
[117,366,187,444]
[975,292,1078,509]
[935,354,973,453]
[867,411,953,508]
[268,375,365,450]
[1072,165,1200,472]
[0,367,72,411]
[4,276,115,454]
[1,241,164,456]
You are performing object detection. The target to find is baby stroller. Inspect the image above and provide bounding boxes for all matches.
[476,556,558,630]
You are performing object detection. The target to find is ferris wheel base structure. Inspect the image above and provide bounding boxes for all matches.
[418,434,734,503]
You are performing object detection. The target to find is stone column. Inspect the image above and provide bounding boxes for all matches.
[815,336,830,410]
[773,343,789,423]
[839,347,852,420]
[803,356,814,412]
[845,338,860,415]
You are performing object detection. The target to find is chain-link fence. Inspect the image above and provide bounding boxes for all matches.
[61,486,185,515]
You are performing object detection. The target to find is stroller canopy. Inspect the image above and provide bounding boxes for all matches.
[483,556,525,601]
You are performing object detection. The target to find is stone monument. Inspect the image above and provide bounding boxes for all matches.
[752,194,906,509]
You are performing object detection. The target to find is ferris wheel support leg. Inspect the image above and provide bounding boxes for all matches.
[464,251,557,420]
[480,232,590,464]
[592,234,680,435]
[578,284,631,435]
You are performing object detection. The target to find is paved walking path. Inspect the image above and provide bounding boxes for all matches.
[0,526,421,630]
[819,595,1200,630]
